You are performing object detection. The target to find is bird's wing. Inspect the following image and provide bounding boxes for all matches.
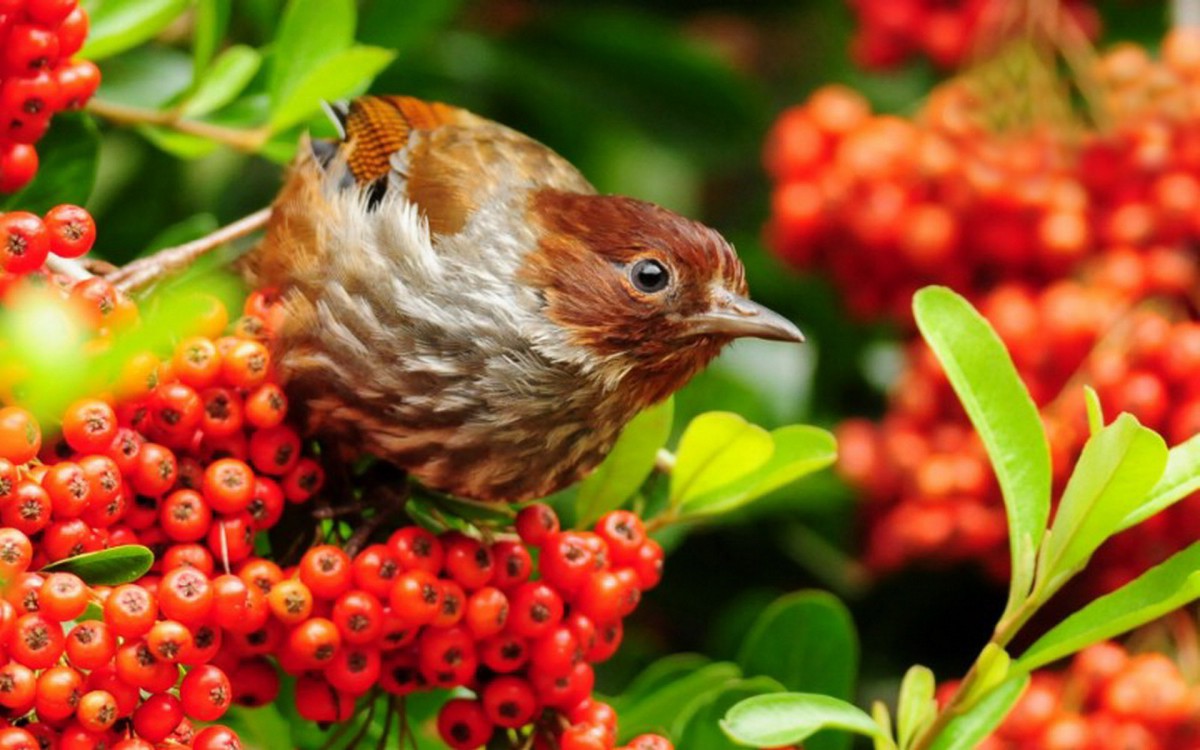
[321,95,594,236]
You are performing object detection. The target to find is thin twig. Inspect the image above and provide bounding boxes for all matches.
[86,98,272,152]
[44,255,94,281]
[105,208,272,295]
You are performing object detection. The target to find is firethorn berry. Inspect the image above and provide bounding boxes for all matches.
[267,578,313,624]
[0,728,38,750]
[61,399,117,454]
[65,621,115,671]
[444,532,495,590]
[103,584,157,638]
[131,693,183,743]
[179,664,231,722]
[464,586,508,639]
[38,572,87,621]
[507,582,565,639]
[286,617,341,670]
[0,662,36,711]
[516,502,559,546]
[191,725,243,750]
[389,569,444,626]
[299,544,352,599]
[203,458,255,514]
[438,697,494,750]
[42,204,94,258]
[11,612,64,668]
[0,406,40,464]
[0,212,49,274]
[482,675,539,728]
[33,664,83,722]
[388,525,444,574]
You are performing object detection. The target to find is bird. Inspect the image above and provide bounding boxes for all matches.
[239,95,804,502]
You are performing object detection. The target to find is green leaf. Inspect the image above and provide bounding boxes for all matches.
[193,0,232,78]
[1018,540,1200,672]
[1119,432,1200,532]
[1084,386,1104,435]
[42,545,153,585]
[897,666,936,750]
[1037,414,1168,592]
[576,398,673,526]
[2,115,99,213]
[737,591,857,750]
[721,693,886,747]
[181,46,263,118]
[267,46,396,132]
[670,412,773,508]
[614,662,743,740]
[609,653,714,714]
[679,678,789,750]
[957,645,1011,711]
[927,674,1028,750]
[80,0,190,60]
[681,425,837,517]
[913,286,1051,612]
[269,0,355,110]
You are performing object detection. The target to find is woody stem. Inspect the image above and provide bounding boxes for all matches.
[105,208,272,295]
[85,99,272,152]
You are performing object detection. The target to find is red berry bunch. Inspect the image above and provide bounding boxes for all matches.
[227,501,666,750]
[0,261,329,746]
[846,0,1099,71]
[0,203,95,274]
[0,0,99,192]
[943,641,1200,748]
[764,28,1200,324]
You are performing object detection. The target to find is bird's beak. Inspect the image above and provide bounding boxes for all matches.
[685,290,805,343]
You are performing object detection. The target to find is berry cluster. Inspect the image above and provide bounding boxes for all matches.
[0,264,329,746]
[0,204,95,274]
[319,503,669,750]
[846,0,1099,71]
[0,0,99,193]
[943,641,1200,748]
[764,28,1200,323]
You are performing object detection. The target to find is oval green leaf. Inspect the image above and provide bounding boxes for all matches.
[181,46,263,119]
[737,591,858,750]
[682,425,837,517]
[81,0,190,60]
[1018,540,1200,672]
[670,412,773,509]
[721,693,885,747]
[1037,414,1167,593]
[268,46,396,132]
[897,666,936,750]
[679,677,788,750]
[269,0,355,108]
[913,287,1050,611]
[576,398,673,526]
[927,674,1028,750]
[1119,431,1200,532]
[193,0,232,78]
[615,662,743,741]
[42,545,153,586]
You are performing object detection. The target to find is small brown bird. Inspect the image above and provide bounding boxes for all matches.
[241,95,803,501]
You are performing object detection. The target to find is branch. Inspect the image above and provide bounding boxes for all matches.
[105,208,272,295]
[85,99,272,153]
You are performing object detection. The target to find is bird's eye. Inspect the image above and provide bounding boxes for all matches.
[630,259,670,293]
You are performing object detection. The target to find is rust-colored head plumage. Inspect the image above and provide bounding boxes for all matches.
[524,189,800,406]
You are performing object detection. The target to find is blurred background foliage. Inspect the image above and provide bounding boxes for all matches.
[52,0,1175,740]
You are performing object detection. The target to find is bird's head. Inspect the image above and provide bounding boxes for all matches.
[522,190,803,407]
